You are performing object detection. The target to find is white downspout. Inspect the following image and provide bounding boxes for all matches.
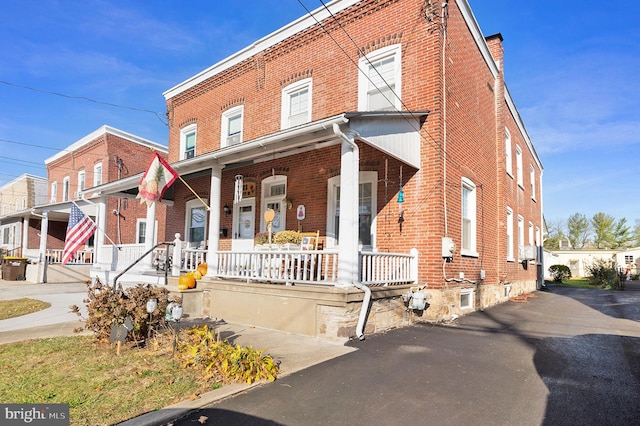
[333,123,370,341]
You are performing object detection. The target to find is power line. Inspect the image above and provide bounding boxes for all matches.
[0,79,167,126]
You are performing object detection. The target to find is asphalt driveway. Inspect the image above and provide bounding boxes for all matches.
[168,284,640,426]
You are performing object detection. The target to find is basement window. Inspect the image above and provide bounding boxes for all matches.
[503,284,511,299]
[460,288,474,310]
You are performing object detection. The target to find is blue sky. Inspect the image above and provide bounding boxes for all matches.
[1,0,638,225]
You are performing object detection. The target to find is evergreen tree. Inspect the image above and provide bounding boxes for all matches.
[567,212,590,248]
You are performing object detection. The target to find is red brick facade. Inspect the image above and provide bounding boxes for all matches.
[164,0,542,297]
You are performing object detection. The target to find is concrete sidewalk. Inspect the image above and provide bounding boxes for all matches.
[0,278,356,425]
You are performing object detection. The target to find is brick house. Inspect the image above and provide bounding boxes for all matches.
[0,174,48,258]
[94,0,543,341]
[26,125,169,283]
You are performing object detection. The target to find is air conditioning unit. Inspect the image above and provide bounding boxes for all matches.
[74,191,84,199]
[523,245,537,261]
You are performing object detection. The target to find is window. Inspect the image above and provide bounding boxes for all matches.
[516,145,523,188]
[461,178,477,256]
[137,219,147,244]
[505,128,512,176]
[51,182,57,203]
[517,215,524,261]
[93,163,103,187]
[506,207,514,261]
[358,44,402,111]
[180,125,197,159]
[260,176,287,233]
[281,79,312,129]
[460,288,474,310]
[21,197,26,210]
[78,170,86,195]
[185,199,207,247]
[327,171,377,248]
[529,222,534,248]
[625,255,634,264]
[221,106,243,147]
[530,165,536,200]
[63,177,70,202]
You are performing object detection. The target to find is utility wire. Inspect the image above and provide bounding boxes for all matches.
[0,79,167,126]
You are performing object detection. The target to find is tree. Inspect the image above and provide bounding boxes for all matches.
[543,218,566,250]
[611,217,632,248]
[567,212,590,248]
[591,212,615,248]
[633,219,640,247]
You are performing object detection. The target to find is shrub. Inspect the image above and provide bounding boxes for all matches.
[585,258,622,289]
[70,278,176,344]
[274,230,301,245]
[254,231,273,245]
[548,264,571,282]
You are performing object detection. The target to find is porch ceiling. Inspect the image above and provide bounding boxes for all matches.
[84,111,427,198]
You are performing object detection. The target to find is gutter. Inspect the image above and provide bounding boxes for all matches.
[332,123,370,341]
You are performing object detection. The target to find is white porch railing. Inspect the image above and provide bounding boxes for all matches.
[215,249,339,285]
[48,242,417,286]
[360,251,416,286]
[46,249,94,264]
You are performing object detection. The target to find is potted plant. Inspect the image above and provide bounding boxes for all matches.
[274,230,302,250]
[254,231,274,249]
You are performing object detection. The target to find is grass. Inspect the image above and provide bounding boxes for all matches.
[0,298,51,320]
[0,333,219,426]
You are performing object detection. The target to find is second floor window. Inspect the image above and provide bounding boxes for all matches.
[461,177,477,256]
[63,177,70,202]
[51,182,57,203]
[181,125,197,160]
[281,79,312,129]
[78,170,86,195]
[93,163,103,187]
[221,106,243,147]
[358,44,402,111]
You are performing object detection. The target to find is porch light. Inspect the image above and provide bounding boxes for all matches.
[223,205,231,215]
[397,187,404,204]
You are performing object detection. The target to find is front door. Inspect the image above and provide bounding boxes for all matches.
[232,198,256,251]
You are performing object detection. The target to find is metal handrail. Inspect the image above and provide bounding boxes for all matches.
[113,242,174,288]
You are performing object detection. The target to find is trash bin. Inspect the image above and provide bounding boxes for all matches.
[2,257,28,281]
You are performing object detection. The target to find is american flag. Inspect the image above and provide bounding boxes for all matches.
[62,203,97,265]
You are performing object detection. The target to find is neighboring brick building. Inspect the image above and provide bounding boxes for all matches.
[98,0,543,340]
[0,174,47,257]
[26,126,168,281]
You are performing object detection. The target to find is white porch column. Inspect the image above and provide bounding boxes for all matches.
[37,210,49,284]
[21,215,29,254]
[335,127,360,288]
[94,196,108,269]
[142,202,157,270]
[205,165,222,276]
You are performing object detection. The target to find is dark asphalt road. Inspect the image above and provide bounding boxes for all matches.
[167,284,640,426]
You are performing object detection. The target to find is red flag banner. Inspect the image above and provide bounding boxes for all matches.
[136,152,179,207]
[62,203,97,265]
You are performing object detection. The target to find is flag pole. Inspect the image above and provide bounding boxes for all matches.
[178,176,210,210]
[72,199,120,249]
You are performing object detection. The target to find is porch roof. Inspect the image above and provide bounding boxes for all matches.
[85,111,428,199]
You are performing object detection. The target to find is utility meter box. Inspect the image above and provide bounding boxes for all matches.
[442,237,455,258]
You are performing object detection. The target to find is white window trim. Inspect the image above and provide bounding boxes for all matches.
[51,182,57,204]
[78,170,86,192]
[460,288,475,310]
[260,175,288,233]
[505,128,513,177]
[516,145,523,188]
[530,165,536,201]
[281,78,312,129]
[93,162,103,187]
[506,207,514,262]
[63,176,70,202]
[180,124,197,160]
[326,171,377,249]
[461,177,478,257]
[358,44,402,111]
[517,215,524,261]
[221,106,244,148]
[184,198,208,248]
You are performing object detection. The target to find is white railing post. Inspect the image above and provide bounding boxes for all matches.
[172,233,182,277]
[410,248,419,283]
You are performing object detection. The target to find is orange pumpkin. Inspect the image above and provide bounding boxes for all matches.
[178,274,196,290]
[197,263,208,276]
